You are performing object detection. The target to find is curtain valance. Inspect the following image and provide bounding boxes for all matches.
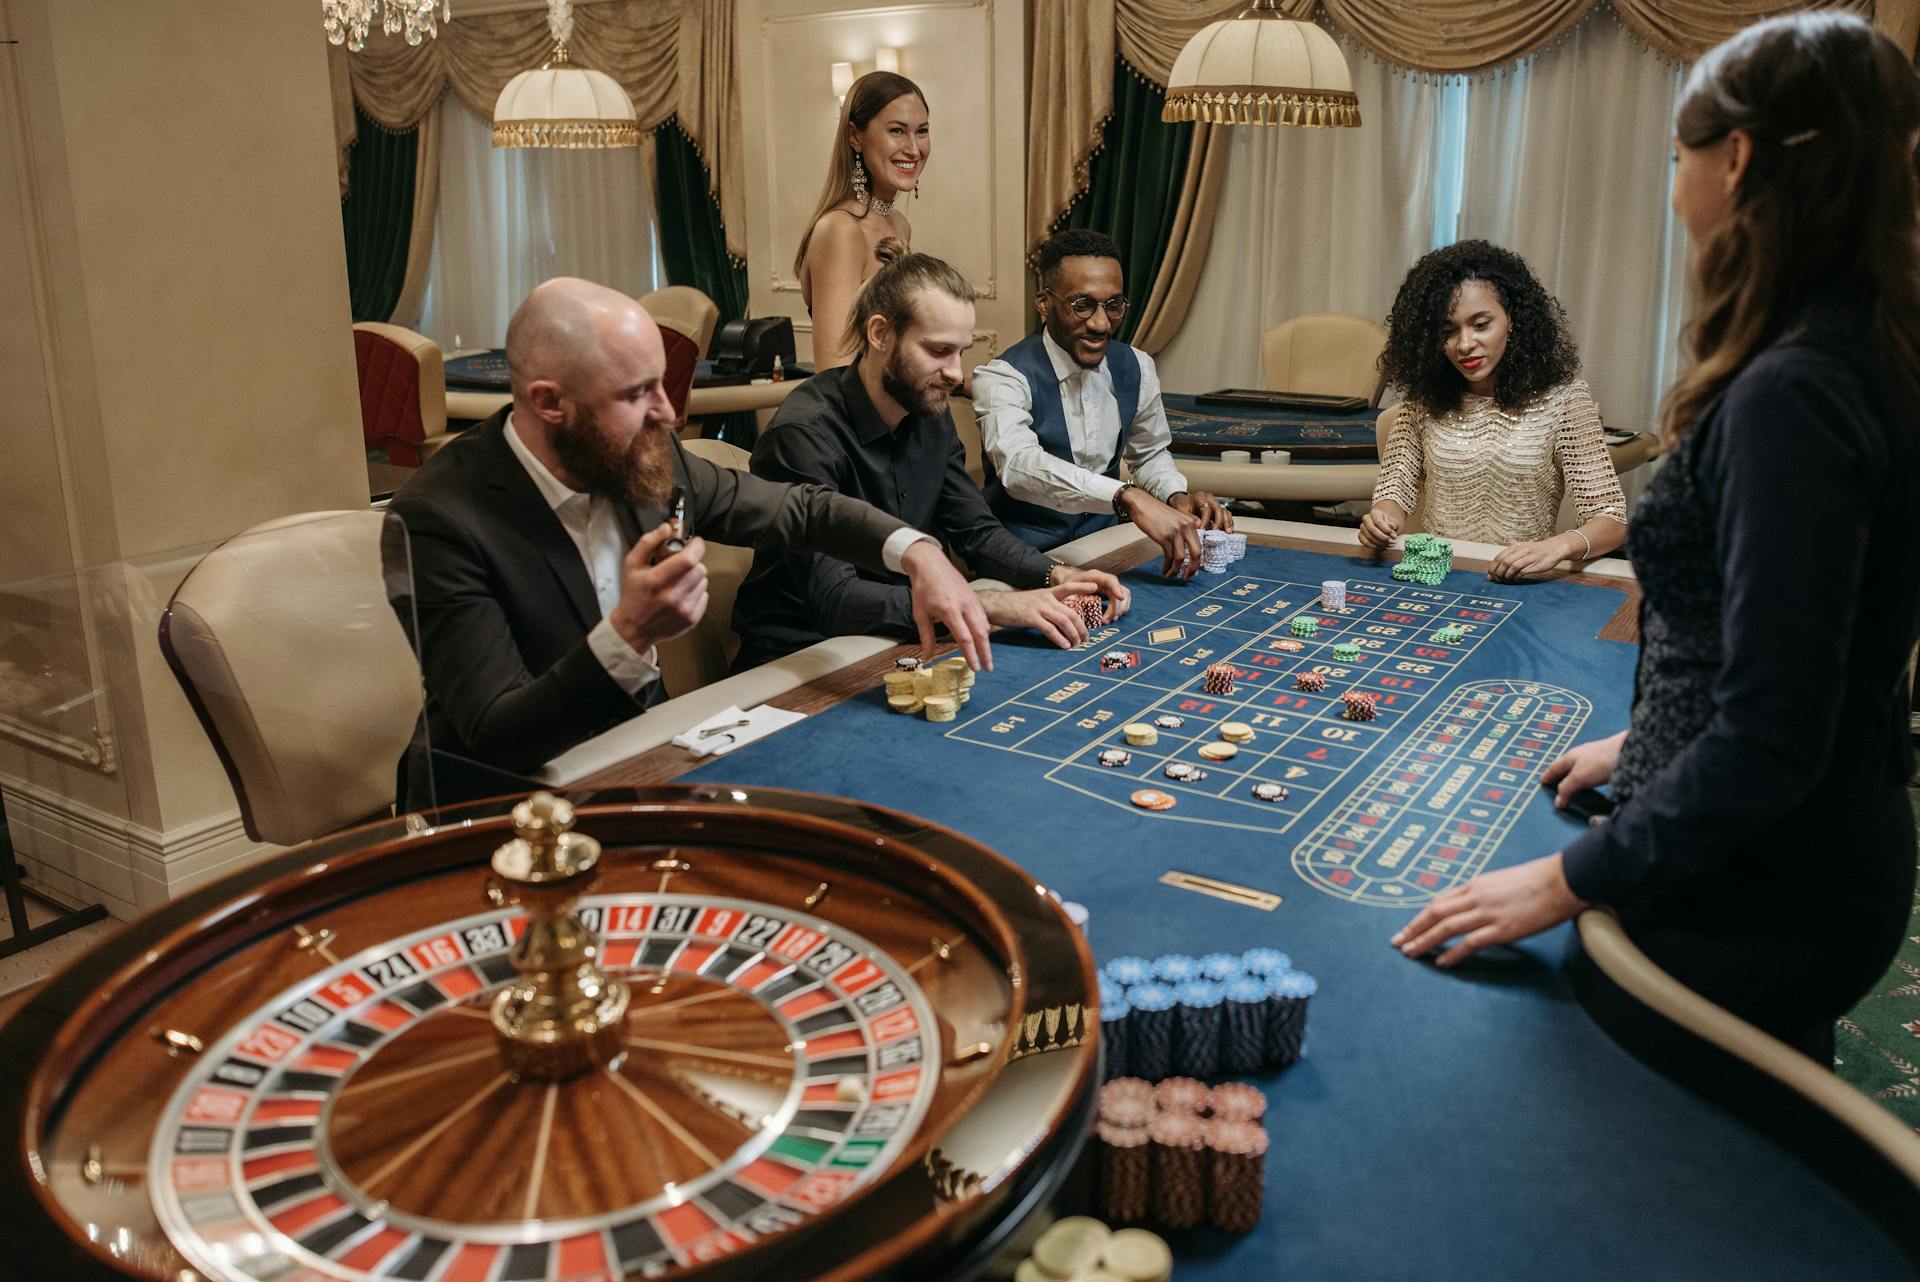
[332,0,744,263]
[1033,0,1908,254]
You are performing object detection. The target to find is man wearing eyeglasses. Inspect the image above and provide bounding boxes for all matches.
[973,228,1231,580]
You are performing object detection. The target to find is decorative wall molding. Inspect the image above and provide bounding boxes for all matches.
[2,775,270,920]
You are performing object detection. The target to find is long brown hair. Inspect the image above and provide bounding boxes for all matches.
[1661,12,1920,444]
[842,237,975,361]
[793,72,929,278]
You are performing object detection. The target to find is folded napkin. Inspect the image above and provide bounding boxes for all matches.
[670,703,806,758]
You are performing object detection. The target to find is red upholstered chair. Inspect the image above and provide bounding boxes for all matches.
[352,322,452,467]
[651,314,701,426]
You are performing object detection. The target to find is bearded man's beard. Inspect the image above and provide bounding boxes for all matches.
[881,347,954,418]
[551,403,674,508]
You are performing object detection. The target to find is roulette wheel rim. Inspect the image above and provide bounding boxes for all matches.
[0,785,1100,1281]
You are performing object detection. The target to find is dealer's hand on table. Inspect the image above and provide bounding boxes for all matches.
[903,540,994,671]
[979,586,1100,650]
[1047,565,1134,622]
[1357,503,1402,552]
[1119,486,1203,582]
[609,524,708,650]
[1541,731,1627,807]
[1390,854,1588,968]
[1172,489,1234,533]
[1488,537,1573,582]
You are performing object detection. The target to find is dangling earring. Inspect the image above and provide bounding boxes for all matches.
[852,152,869,206]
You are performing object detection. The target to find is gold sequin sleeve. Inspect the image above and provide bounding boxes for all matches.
[1371,405,1425,515]
[1553,380,1630,526]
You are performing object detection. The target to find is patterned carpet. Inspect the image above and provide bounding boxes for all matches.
[1834,788,1920,1131]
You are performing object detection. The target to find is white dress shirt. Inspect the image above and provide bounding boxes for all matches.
[505,416,934,692]
[503,418,660,696]
[971,329,1190,514]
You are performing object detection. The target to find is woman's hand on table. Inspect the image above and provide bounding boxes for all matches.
[1390,854,1588,968]
[1541,731,1626,807]
[1488,537,1575,582]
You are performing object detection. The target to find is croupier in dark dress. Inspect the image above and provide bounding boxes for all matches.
[1392,13,1920,1062]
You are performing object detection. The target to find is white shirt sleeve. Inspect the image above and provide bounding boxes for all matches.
[972,357,1124,514]
[881,526,937,572]
[587,618,661,697]
[1120,351,1190,504]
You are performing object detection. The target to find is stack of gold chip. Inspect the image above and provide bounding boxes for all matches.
[1122,722,1158,747]
[1219,721,1255,745]
[1011,1217,1172,1282]
[883,656,976,719]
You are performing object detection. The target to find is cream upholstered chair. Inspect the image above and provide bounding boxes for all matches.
[352,322,453,466]
[641,286,722,358]
[160,511,422,846]
[655,437,756,694]
[1261,312,1389,405]
[949,393,986,487]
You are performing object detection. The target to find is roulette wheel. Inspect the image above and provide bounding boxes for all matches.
[0,786,1100,1281]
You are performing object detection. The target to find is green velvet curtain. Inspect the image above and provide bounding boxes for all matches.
[340,103,418,324]
[655,119,748,322]
[1059,60,1194,345]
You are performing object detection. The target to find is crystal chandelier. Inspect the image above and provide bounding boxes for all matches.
[323,0,451,53]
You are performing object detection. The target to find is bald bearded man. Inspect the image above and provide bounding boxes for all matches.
[392,278,989,798]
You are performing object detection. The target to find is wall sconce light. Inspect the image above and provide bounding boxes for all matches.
[831,61,854,102]
[874,47,899,73]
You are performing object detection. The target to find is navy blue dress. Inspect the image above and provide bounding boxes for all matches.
[1562,303,1920,1050]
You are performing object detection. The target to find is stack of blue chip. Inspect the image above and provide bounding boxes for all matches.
[1097,947,1317,1081]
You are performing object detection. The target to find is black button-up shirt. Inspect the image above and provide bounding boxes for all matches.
[731,363,1055,663]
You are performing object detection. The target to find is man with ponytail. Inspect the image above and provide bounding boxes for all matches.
[1394,13,1920,1067]
[732,242,1133,669]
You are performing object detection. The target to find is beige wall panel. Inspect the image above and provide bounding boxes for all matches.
[739,0,1027,372]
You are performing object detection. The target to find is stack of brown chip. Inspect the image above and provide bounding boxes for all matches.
[1151,1076,1210,1117]
[1146,1112,1208,1229]
[1201,662,1237,695]
[1095,1121,1151,1224]
[1207,1081,1268,1124]
[1204,1118,1270,1232]
[1064,592,1107,632]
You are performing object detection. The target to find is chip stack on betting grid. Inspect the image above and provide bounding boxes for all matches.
[1392,532,1454,584]
[1197,529,1242,574]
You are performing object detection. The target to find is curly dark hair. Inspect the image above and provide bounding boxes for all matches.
[1379,240,1580,416]
[1037,228,1122,284]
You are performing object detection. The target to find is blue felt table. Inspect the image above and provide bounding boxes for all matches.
[1161,393,1380,459]
[682,540,1909,1278]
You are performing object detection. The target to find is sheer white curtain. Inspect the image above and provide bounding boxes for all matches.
[1155,50,1447,393]
[1457,9,1687,493]
[1159,15,1690,506]
[416,97,663,349]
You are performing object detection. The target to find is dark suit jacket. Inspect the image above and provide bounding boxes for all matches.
[389,409,907,784]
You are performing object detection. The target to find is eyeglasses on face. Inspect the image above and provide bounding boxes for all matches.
[1043,287,1130,321]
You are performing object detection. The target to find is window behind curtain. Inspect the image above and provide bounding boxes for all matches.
[417,98,664,351]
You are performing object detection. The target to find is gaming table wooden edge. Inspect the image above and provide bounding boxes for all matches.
[572,525,1641,791]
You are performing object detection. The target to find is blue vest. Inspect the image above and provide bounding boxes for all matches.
[984,331,1142,551]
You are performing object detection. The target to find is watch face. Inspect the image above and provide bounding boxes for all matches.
[3,789,1099,1282]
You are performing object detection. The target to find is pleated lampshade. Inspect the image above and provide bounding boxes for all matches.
[492,51,639,149]
[1162,4,1360,128]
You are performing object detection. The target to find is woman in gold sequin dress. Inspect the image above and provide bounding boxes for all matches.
[1359,241,1628,582]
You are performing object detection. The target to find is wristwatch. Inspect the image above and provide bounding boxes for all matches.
[1111,482,1138,521]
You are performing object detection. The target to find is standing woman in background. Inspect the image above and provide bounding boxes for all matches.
[1393,12,1920,1066]
[796,71,930,369]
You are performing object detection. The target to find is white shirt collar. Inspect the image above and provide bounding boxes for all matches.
[503,414,587,514]
[1041,328,1105,384]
